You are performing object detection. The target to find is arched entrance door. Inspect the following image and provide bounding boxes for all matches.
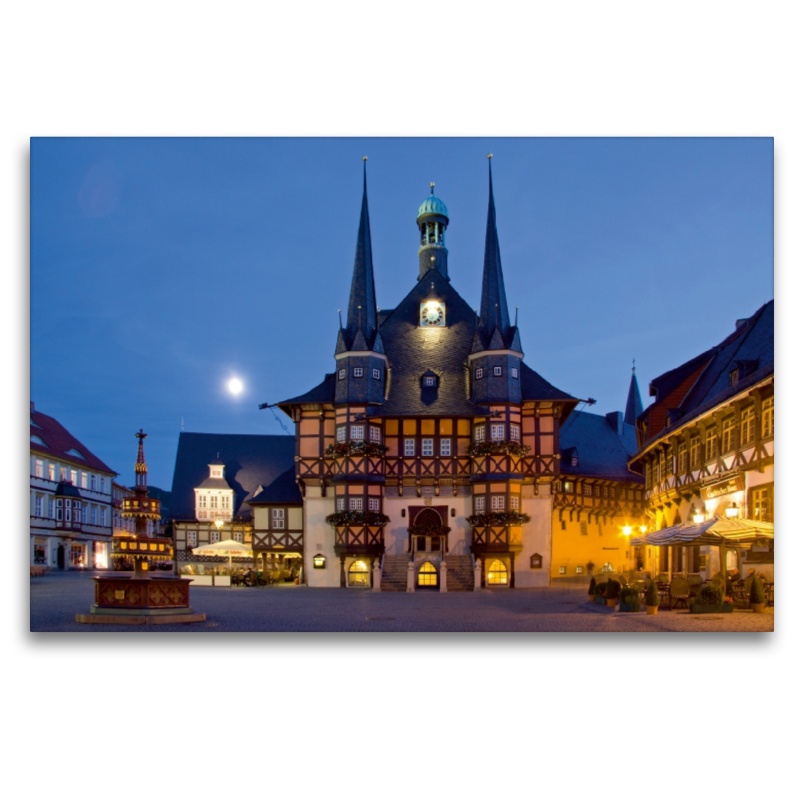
[348,559,370,588]
[417,560,438,589]
[486,559,508,586]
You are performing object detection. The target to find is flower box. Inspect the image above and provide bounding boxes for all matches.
[690,603,735,614]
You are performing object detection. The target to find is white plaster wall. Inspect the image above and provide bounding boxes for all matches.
[746,464,774,491]
[516,491,552,587]
[303,490,337,587]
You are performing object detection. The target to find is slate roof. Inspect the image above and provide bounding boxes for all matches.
[560,410,642,483]
[169,433,296,521]
[247,466,303,505]
[638,301,774,450]
[30,405,116,475]
[278,373,336,407]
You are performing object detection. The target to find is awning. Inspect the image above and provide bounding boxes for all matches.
[631,516,774,547]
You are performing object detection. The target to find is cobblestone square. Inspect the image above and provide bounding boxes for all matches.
[30,572,774,633]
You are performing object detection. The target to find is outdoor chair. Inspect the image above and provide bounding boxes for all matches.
[669,576,691,609]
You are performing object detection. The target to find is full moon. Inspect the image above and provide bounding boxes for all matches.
[227,378,243,395]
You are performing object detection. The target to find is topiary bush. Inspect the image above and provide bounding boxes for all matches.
[605,579,621,600]
[588,576,597,596]
[595,581,608,597]
[645,578,659,607]
[697,582,725,605]
[749,574,766,604]
[619,587,641,611]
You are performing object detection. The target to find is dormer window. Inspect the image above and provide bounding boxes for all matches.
[66,448,84,460]
[353,367,363,378]
[475,368,484,380]
[493,366,502,376]
[373,368,381,379]
[729,368,739,387]
[338,369,346,380]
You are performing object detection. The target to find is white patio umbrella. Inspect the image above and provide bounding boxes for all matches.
[631,516,773,580]
[192,539,254,571]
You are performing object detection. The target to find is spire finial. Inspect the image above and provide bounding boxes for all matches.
[632,358,636,373]
[358,305,362,329]
[338,309,343,330]
[430,181,435,195]
[514,306,519,327]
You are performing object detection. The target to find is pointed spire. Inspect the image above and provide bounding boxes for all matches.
[478,154,511,346]
[345,157,378,347]
[625,360,644,425]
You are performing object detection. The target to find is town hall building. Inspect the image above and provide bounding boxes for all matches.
[170,158,647,588]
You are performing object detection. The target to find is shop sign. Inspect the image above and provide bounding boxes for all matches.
[701,475,744,501]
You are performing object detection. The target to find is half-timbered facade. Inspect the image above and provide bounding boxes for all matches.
[630,301,774,579]
[170,433,300,577]
[277,161,582,589]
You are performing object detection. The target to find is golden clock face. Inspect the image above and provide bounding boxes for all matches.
[420,300,445,327]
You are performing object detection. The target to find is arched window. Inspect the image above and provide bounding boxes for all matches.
[487,559,508,585]
[348,560,370,587]
[418,561,438,587]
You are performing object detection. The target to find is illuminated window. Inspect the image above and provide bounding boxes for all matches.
[440,438,451,456]
[351,425,364,441]
[677,444,688,473]
[34,459,44,478]
[594,484,601,497]
[349,497,363,511]
[510,424,520,441]
[602,485,609,498]
[221,495,230,509]
[369,426,381,442]
[690,437,701,469]
[474,495,485,511]
[750,485,773,523]
[337,426,346,442]
[348,560,370,587]
[81,472,88,488]
[474,425,485,442]
[583,484,592,496]
[665,448,674,476]
[368,497,380,511]
[475,368,484,380]
[272,508,285,529]
[487,559,508,585]
[491,496,505,510]
[353,367,363,378]
[210,495,218,509]
[510,496,520,510]
[48,463,55,481]
[60,467,67,481]
[575,566,584,574]
[210,528,220,543]
[721,417,735,453]
[233,530,243,543]
[418,561,438,587]
[740,406,755,444]
[705,428,718,461]
[762,397,774,437]
[558,566,566,575]
[422,438,434,457]
[493,366,502,376]
[404,439,415,456]
[563,481,574,493]
[187,530,198,547]
[70,469,78,484]
[490,424,504,441]
[199,495,207,509]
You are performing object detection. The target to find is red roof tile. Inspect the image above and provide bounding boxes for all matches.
[30,407,116,475]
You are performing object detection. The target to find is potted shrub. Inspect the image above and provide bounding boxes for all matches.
[594,581,608,605]
[588,576,597,601]
[619,586,641,613]
[645,579,659,615]
[749,574,766,613]
[690,581,735,614]
[605,579,621,608]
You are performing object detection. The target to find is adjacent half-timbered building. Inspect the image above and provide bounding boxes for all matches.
[170,433,302,578]
[551,370,647,582]
[276,160,585,590]
[630,301,774,580]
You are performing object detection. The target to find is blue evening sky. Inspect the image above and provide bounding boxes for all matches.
[30,137,773,490]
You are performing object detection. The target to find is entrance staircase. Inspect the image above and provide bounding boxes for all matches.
[381,555,409,592]
[444,555,473,591]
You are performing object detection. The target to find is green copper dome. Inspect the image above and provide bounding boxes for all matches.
[417,186,448,220]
